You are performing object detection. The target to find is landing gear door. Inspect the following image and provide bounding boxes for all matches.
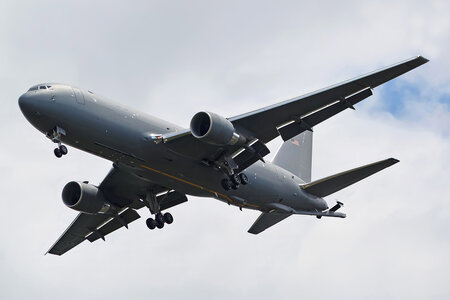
[72,88,85,104]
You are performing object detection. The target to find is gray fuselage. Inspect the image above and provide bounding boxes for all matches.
[19,83,328,213]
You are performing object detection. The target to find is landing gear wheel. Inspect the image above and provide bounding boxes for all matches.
[155,213,165,225]
[164,212,173,224]
[221,178,232,191]
[146,218,156,229]
[59,145,68,155]
[156,219,165,229]
[54,148,62,158]
[239,173,249,185]
[231,183,239,190]
[230,174,241,185]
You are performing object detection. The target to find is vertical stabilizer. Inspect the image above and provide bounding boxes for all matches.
[272,131,312,182]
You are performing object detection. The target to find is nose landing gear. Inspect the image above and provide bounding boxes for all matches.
[54,145,68,158]
[48,126,68,158]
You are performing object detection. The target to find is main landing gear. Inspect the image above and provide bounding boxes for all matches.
[146,212,174,230]
[49,126,68,158]
[144,191,174,230]
[221,173,249,191]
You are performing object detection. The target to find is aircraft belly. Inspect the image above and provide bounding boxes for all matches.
[128,157,274,209]
[270,166,325,212]
[232,163,280,206]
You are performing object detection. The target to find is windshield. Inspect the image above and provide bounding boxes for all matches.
[28,84,52,91]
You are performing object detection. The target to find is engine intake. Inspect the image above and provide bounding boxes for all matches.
[190,111,245,146]
[62,181,113,214]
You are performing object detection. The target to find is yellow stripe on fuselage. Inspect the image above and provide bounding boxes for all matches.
[139,164,258,208]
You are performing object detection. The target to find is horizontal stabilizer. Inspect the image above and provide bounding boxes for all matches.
[248,212,291,234]
[301,158,399,197]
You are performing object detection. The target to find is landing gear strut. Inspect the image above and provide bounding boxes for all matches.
[221,172,249,191]
[144,191,174,230]
[49,126,68,158]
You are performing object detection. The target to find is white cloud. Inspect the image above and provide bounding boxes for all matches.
[1,0,449,299]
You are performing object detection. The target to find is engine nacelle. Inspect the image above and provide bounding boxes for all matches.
[190,111,246,146]
[62,181,113,214]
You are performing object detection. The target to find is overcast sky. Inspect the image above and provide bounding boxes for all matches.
[1,1,449,299]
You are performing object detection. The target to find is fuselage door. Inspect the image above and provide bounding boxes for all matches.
[72,88,85,104]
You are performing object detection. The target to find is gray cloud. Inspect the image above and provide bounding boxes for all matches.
[1,0,449,299]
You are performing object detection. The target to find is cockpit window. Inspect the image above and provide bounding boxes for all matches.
[28,84,54,91]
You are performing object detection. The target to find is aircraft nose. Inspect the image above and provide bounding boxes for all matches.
[18,93,32,114]
[18,92,41,122]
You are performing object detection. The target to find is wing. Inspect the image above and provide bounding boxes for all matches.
[47,164,188,256]
[230,56,428,143]
[163,56,428,170]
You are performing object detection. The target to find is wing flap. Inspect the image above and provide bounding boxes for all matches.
[301,158,399,197]
[87,208,140,242]
[234,140,270,172]
[278,87,373,141]
[46,213,110,256]
[47,209,141,255]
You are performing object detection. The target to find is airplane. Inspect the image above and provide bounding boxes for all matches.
[18,56,428,255]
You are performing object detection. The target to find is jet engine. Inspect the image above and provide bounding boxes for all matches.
[62,181,114,214]
[190,111,246,146]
